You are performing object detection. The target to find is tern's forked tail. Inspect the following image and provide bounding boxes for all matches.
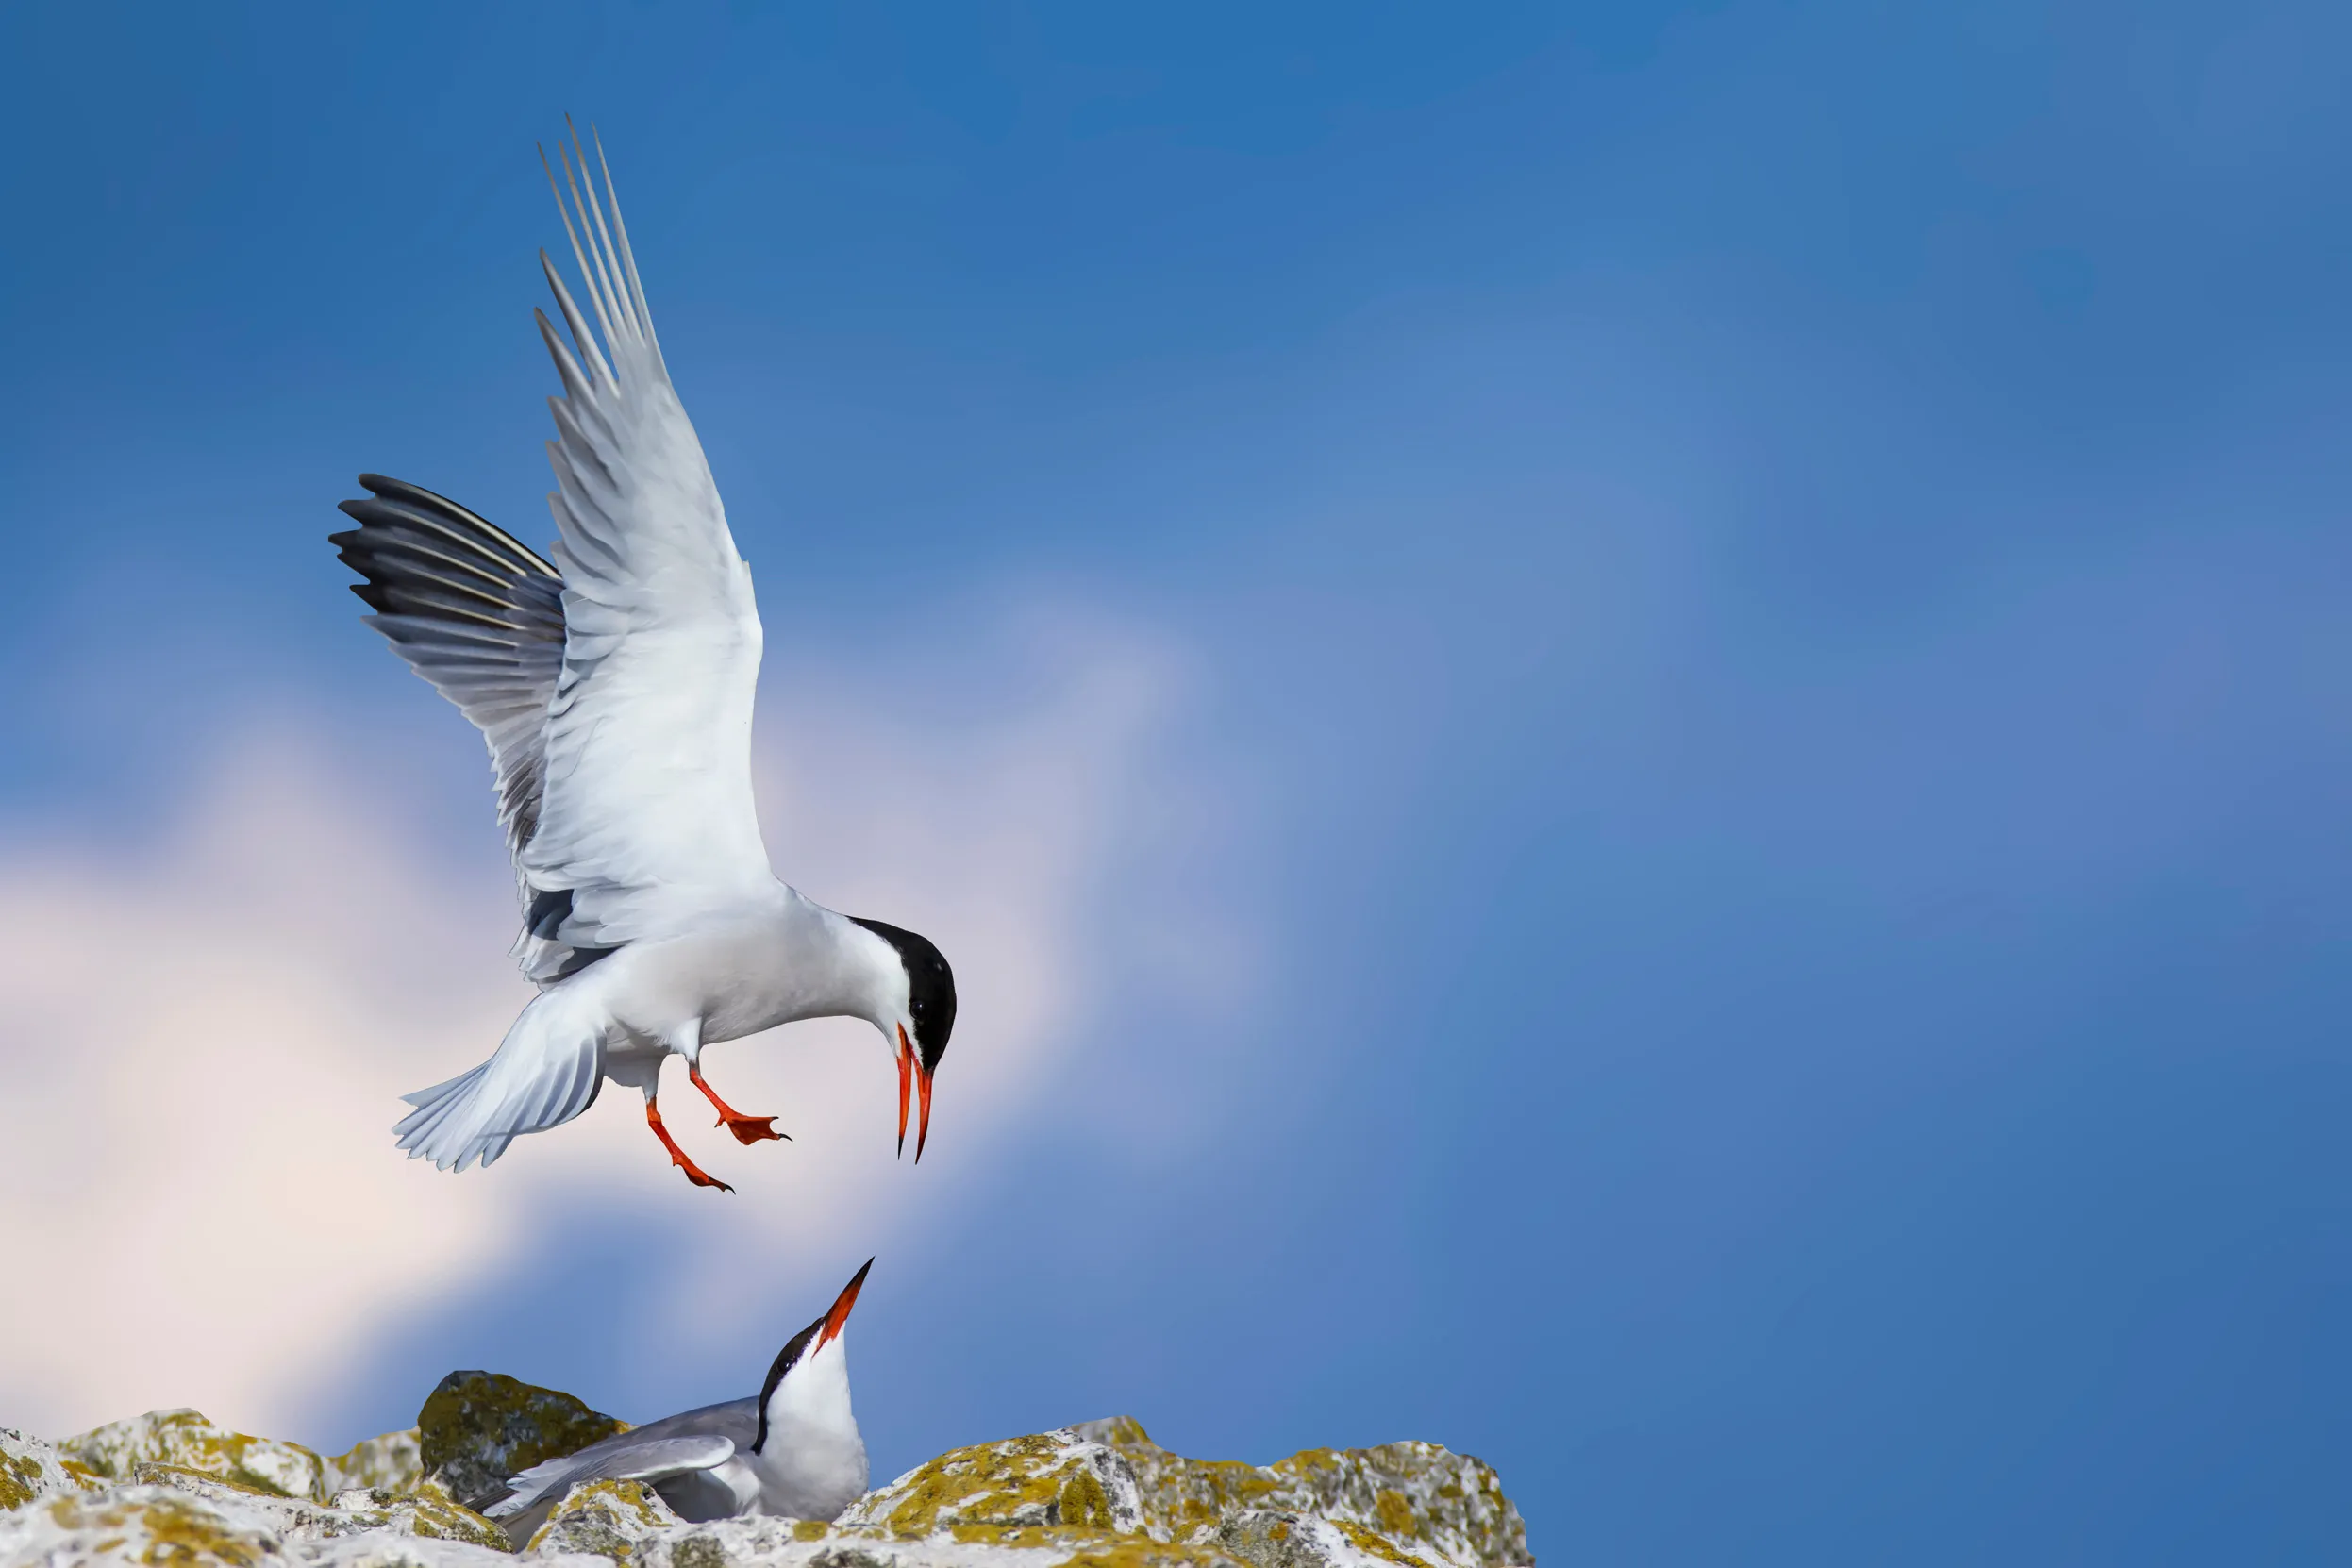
[394,983,610,1172]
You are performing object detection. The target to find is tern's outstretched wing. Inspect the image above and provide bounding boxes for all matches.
[523,128,773,953]
[486,1398,757,1518]
[330,475,566,904]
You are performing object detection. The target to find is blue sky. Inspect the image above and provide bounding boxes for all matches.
[4,2,2349,1562]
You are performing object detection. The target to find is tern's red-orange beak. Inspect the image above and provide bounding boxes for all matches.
[896,1026,916,1157]
[915,1061,935,1163]
[817,1258,873,1349]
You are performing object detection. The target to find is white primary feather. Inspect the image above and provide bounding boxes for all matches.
[522,127,774,955]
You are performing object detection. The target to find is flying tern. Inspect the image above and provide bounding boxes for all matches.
[330,129,957,1189]
[485,1259,875,1535]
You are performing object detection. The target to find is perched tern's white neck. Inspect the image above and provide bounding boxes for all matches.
[749,1260,873,1521]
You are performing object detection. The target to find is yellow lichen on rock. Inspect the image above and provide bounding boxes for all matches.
[16,1486,281,1568]
[8,1393,1530,1568]
[1327,1518,1437,1568]
[1059,1469,1115,1532]
[416,1372,629,1513]
[391,1477,512,1548]
[524,1477,684,1563]
[5,1426,100,1512]
[1369,1494,1416,1543]
[1057,1543,1251,1568]
[110,1459,509,1554]
[328,1477,513,1551]
[1067,1421,1527,1568]
[841,1431,1144,1541]
[61,1410,327,1504]
[325,1429,425,1496]
[1062,1423,1276,1542]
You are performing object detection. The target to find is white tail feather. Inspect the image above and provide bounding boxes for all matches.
[394,983,611,1171]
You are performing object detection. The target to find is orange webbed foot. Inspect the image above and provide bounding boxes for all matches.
[689,1064,789,1149]
[716,1111,785,1146]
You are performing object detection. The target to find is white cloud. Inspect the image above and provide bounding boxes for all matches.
[0,602,1243,1443]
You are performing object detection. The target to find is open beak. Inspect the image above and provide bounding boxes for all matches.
[896,1026,915,1157]
[916,1060,935,1163]
[817,1258,873,1349]
[896,1024,937,1162]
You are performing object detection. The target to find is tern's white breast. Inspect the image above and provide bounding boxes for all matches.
[583,888,901,1047]
[750,1334,869,1521]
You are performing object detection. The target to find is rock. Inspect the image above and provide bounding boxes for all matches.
[0,1474,543,1568]
[308,1538,592,1568]
[525,1479,686,1562]
[1066,1419,1529,1568]
[417,1374,629,1513]
[307,1536,603,1568]
[656,1533,1231,1568]
[2,1428,99,1511]
[327,1431,425,1496]
[0,1482,292,1568]
[343,1481,514,1551]
[824,1429,1242,1568]
[639,1530,1225,1568]
[62,1410,329,1503]
[628,1518,826,1568]
[838,1430,1147,1541]
[1208,1511,1468,1568]
[128,1464,369,1540]
[5,1395,1533,1568]
[125,1463,510,1551]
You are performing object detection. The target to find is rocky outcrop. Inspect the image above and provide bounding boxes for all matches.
[0,1480,607,1568]
[837,1429,1147,1541]
[418,1374,630,1512]
[63,1409,333,1502]
[1067,1418,1528,1568]
[1,1428,99,1511]
[330,1430,426,1496]
[1,1377,1531,1568]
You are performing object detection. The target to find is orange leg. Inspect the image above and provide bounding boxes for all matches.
[689,1063,788,1146]
[645,1097,733,1192]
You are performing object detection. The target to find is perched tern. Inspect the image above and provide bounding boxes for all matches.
[485,1259,875,1534]
[330,129,957,1189]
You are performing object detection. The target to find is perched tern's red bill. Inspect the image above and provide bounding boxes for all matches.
[819,1258,874,1348]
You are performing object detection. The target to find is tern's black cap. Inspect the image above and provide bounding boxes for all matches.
[850,917,956,1070]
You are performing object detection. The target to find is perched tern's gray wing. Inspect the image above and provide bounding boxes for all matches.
[486,1398,756,1517]
[330,476,566,907]
[524,127,773,956]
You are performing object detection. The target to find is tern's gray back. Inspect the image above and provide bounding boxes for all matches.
[620,1397,761,1448]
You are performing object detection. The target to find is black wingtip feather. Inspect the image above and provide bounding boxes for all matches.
[341,475,559,577]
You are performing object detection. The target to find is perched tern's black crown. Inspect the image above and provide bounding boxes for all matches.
[753,1259,873,1455]
[849,917,957,1069]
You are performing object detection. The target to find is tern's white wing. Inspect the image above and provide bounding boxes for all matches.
[486,1433,738,1518]
[523,129,773,954]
